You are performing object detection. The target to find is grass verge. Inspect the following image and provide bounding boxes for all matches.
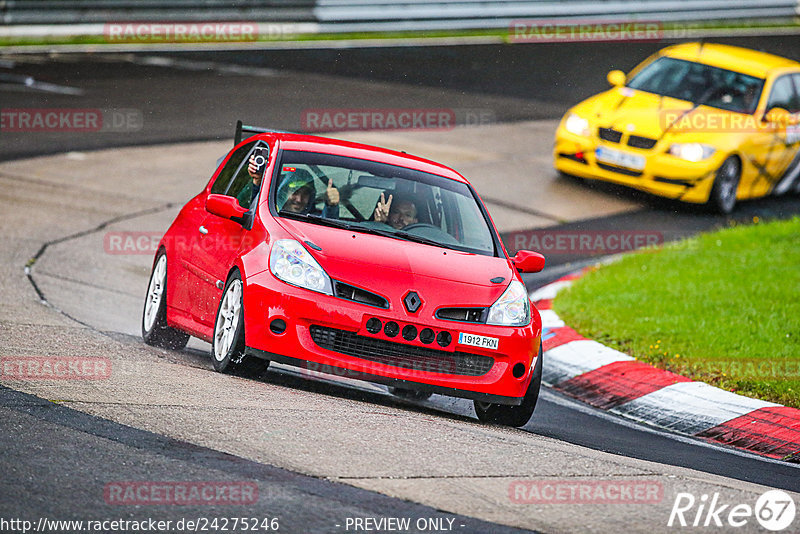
[553,217,800,408]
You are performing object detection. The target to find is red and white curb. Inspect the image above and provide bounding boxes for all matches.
[531,271,800,462]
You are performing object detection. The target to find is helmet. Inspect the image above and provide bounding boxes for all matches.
[277,168,317,213]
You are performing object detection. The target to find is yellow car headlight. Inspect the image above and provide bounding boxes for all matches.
[564,113,591,137]
[668,143,716,162]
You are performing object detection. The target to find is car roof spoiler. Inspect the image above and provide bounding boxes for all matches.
[234,120,300,146]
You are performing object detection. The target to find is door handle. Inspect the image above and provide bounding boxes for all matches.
[198,226,208,235]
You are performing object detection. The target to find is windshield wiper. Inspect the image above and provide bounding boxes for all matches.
[337,224,434,245]
[393,230,447,249]
[278,210,361,231]
[349,225,447,249]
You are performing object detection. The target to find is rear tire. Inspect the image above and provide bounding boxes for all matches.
[474,343,542,427]
[212,272,269,378]
[707,156,740,214]
[142,252,190,350]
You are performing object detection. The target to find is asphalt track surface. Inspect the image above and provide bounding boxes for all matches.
[2,37,800,532]
[0,386,528,534]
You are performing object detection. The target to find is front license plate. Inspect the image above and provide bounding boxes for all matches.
[458,332,499,350]
[595,146,646,171]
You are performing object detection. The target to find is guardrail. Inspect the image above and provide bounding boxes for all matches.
[0,1,315,24]
[2,0,798,31]
[314,0,800,32]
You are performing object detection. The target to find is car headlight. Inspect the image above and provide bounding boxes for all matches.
[564,113,591,137]
[487,281,531,326]
[668,143,716,162]
[269,239,333,295]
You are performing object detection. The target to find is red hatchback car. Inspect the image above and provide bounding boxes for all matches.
[142,123,545,426]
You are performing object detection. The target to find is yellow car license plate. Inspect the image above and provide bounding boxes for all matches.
[595,146,646,171]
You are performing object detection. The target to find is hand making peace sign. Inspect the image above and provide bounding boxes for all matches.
[373,193,393,223]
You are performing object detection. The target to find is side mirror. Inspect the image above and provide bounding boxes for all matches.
[206,194,248,221]
[607,70,626,87]
[764,107,791,127]
[512,250,545,273]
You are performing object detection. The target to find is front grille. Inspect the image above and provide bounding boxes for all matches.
[597,162,643,177]
[436,307,487,323]
[309,325,494,377]
[598,127,622,143]
[627,135,657,149]
[333,281,388,309]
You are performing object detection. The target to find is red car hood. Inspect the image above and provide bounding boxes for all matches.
[276,218,514,307]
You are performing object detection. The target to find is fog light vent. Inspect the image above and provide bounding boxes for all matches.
[384,321,400,337]
[436,331,452,347]
[366,317,382,334]
[270,319,287,335]
[419,328,435,344]
[402,324,418,341]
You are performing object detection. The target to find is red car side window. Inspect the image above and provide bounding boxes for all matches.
[211,141,255,195]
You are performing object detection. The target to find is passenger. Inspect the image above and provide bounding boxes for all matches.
[237,153,266,209]
[373,192,419,230]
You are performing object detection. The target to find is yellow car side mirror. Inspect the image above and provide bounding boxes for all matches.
[607,70,626,87]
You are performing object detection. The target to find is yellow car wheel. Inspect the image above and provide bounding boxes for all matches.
[708,156,741,214]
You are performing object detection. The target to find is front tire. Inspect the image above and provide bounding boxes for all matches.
[474,343,543,427]
[708,156,741,214]
[212,272,269,377]
[142,252,190,350]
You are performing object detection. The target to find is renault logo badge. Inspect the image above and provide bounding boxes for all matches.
[403,291,422,314]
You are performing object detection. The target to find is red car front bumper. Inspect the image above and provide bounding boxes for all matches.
[242,270,541,405]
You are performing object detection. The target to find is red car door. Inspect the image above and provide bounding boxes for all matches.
[168,194,207,314]
[191,210,249,326]
[184,140,257,326]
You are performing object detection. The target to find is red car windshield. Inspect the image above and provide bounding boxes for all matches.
[270,150,498,256]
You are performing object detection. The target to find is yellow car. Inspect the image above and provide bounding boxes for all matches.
[554,42,800,213]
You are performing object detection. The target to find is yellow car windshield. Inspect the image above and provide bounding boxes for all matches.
[628,57,764,114]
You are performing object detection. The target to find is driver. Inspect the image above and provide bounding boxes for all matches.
[373,192,419,230]
[276,168,340,218]
[279,170,316,213]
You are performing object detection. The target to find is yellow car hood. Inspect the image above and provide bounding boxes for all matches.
[574,87,734,141]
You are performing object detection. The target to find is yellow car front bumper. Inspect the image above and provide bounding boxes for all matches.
[553,129,723,204]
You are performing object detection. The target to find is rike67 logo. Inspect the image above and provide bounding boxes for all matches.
[668,490,796,531]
